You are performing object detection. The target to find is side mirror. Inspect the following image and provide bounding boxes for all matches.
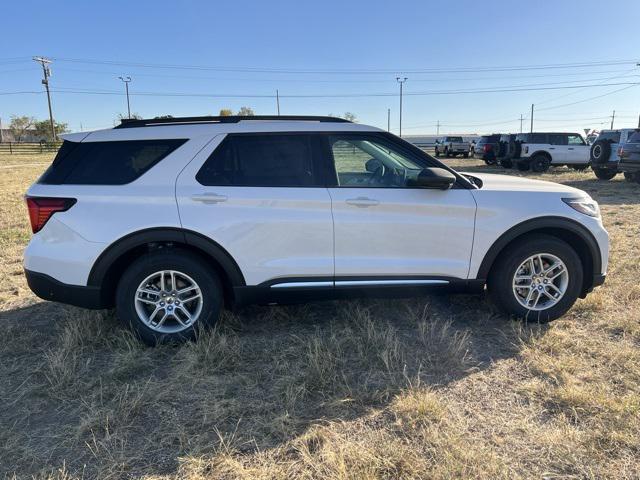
[365,158,383,173]
[410,167,456,190]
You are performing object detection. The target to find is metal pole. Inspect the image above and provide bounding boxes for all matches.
[437,120,440,135]
[610,110,615,129]
[387,108,390,131]
[33,57,56,141]
[0,117,3,143]
[520,114,523,133]
[530,104,534,133]
[118,76,132,119]
[276,90,280,115]
[396,77,407,137]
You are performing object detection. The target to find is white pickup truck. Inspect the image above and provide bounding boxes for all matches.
[434,136,471,158]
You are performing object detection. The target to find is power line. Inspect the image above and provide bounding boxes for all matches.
[2,80,634,99]
[51,57,640,75]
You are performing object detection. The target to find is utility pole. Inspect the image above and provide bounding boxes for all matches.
[520,114,524,133]
[118,76,132,119]
[436,120,440,135]
[610,110,615,129]
[530,104,534,133]
[33,56,56,141]
[276,90,280,115]
[396,77,407,137]
[387,108,390,132]
[0,117,3,143]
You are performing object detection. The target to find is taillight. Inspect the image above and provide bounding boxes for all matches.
[618,146,624,158]
[25,196,76,233]
[483,144,492,153]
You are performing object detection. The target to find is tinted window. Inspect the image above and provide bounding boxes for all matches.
[39,139,186,185]
[446,136,463,142]
[597,131,621,142]
[548,134,567,145]
[329,134,425,188]
[629,131,640,143]
[196,134,316,187]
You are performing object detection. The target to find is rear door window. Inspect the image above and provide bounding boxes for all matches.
[628,131,640,143]
[548,134,567,145]
[39,139,186,185]
[196,134,319,187]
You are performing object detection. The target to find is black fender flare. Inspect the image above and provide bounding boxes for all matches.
[87,227,246,289]
[476,216,602,281]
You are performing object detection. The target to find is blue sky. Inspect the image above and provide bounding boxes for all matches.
[1,0,639,135]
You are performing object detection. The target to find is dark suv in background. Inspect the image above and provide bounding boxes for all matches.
[475,134,501,164]
[618,130,640,182]
[497,134,519,168]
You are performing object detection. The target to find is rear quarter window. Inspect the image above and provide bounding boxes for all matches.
[39,139,187,185]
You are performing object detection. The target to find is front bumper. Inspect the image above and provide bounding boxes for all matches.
[25,269,105,309]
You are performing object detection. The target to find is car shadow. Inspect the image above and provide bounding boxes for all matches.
[0,294,550,477]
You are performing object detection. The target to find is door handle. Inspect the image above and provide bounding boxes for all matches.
[191,193,228,204]
[549,147,555,150]
[346,197,379,207]
[568,147,574,150]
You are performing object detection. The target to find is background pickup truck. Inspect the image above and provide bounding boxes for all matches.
[434,136,470,158]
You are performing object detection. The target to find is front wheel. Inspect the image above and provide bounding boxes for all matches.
[516,160,530,171]
[593,167,617,181]
[501,159,513,169]
[434,148,440,157]
[488,235,583,322]
[462,152,469,158]
[115,249,223,345]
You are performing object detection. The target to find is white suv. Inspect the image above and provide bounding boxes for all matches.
[24,116,608,345]
[515,132,591,172]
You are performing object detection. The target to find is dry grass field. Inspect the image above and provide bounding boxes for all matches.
[0,152,639,479]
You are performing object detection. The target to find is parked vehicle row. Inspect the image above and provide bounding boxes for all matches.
[468,128,640,181]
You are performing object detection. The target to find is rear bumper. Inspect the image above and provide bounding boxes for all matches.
[25,269,106,309]
[619,161,640,173]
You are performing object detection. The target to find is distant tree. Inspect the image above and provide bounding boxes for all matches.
[328,112,358,122]
[154,115,174,119]
[236,106,255,116]
[33,120,68,141]
[116,113,143,122]
[9,115,35,142]
[343,112,357,122]
[219,109,233,116]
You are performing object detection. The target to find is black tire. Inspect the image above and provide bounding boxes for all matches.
[516,160,530,171]
[592,167,617,181]
[488,234,583,323]
[624,171,639,182]
[483,151,496,165]
[530,154,551,173]
[501,159,513,169]
[590,139,611,164]
[445,148,451,158]
[115,249,223,346]
[513,141,522,159]
[435,148,440,157]
[462,152,469,158]
[571,165,589,171]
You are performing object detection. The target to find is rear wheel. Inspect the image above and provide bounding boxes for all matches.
[593,167,617,181]
[462,152,469,158]
[624,172,639,182]
[116,249,223,345]
[516,160,530,171]
[571,165,589,171]
[488,235,583,322]
[530,154,551,173]
[501,159,513,169]
[435,148,440,157]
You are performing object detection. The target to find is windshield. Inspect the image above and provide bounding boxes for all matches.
[446,136,463,142]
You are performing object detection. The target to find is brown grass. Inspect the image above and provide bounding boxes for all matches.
[0,153,639,479]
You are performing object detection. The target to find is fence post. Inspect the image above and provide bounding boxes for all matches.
[9,142,12,154]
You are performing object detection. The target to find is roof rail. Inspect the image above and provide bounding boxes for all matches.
[114,115,351,129]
